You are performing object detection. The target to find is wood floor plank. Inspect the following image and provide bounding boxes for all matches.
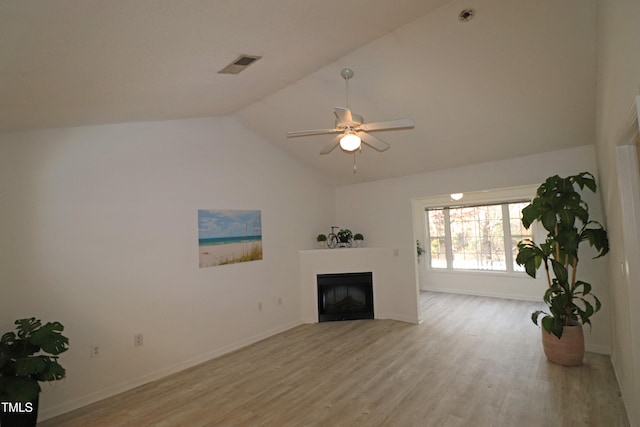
[39,292,629,426]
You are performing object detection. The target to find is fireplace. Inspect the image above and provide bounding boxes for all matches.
[317,272,374,322]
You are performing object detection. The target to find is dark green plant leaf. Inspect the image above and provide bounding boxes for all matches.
[541,316,565,339]
[574,280,592,296]
[541,210,557,232]
[558,209,576,228]
[15,356,47,376]
[531,310,546,325]
[15,318,41,340]
[550,260,568,284]
[580,226,610,258]
[1,332,16,344]
[521,204,540,229]
[31,321,69,355]
[573,172,597,192]
[36,359,66,381]
[594,295,602,313]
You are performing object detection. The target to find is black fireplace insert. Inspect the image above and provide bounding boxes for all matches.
[317,272,374,322]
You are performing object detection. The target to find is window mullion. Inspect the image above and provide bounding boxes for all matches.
[502,204,514,272]
[444,209,454,269]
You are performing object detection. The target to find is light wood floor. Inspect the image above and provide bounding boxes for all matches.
[40,292,629,426]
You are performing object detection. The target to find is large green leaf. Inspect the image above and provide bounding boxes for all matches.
[36,358,65,381]
[14,318,41,340]
[558,209,576,228]
[550,260,568,284]
[30,321,69,355]
[531,310,547,326]
[573,171,597,192]
[521,204,540,229]
[541,210,557,233]
[544,316,565,339]
[574,280,592,296]
[1,332,16,344]
[15,356,46,376]
[581,225,610,258]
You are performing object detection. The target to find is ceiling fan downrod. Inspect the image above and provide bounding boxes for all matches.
[341,68,354,110]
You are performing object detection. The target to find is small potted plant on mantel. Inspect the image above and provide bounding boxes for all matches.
[416,240,425,261]
[337,229,353,248]
[316,234,327,249]
[516,172,609,366]
[353,233,364,248]
[0,318,69,427]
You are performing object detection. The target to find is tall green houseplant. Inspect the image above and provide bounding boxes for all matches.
[0,318,69,403]
[516,172,609,339]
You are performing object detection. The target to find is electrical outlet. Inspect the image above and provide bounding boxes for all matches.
[134,334,143,347]
[90,345,99,358]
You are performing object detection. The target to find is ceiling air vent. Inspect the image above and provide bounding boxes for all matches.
[218,54,262,75]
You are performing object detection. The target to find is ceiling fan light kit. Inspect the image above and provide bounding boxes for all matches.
[286,68,415,164]
[340,133,361,151]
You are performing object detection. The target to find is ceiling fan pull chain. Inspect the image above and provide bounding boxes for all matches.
[353,152,357,174]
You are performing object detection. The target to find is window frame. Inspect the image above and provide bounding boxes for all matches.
[416,185,539,276]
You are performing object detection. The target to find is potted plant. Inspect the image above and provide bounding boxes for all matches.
[353,233,364,247]
[0,318,69,427]
[516,172,609,366]
[416,240,425,260]
[337,229,353,248]
[316,234,327,249]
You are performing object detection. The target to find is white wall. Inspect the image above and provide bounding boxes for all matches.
[595,0,640,424]
[0,116,335,420]
[335,145,612,353]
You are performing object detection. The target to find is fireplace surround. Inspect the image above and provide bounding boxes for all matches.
[317,272,374,322]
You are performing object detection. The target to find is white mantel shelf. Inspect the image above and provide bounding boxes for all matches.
[299,247,420,324]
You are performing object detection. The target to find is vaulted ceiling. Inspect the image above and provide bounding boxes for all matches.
[0,0,596,185]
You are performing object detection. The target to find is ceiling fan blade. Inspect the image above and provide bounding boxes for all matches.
[287,128,340,138]
[319,136,341,155]
[360,133,391,152]
[361,118,415,132]
[334,107,353,124]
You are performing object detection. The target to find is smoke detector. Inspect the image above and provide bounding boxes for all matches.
[458,8,476,22]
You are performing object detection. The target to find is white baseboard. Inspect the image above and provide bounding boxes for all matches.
[38,320,303,422]
[610,354,636,427]
[376,312,420,324]
[422,286,542,302]
[585,343,611,355]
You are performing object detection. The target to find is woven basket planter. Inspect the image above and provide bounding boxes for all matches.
[541,323,585,367]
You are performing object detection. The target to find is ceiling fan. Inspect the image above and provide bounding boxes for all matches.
[286,68,415,155]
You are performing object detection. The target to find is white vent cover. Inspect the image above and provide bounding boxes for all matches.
[218,54,262,74]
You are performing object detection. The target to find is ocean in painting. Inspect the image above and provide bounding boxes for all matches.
[199,235,262,247]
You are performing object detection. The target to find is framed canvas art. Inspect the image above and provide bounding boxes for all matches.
[198,209,262,268]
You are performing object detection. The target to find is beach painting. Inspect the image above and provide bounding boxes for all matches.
[198,209,263,268]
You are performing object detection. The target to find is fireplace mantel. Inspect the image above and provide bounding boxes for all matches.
[299,247,420,324]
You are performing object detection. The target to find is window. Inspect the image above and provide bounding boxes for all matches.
[425,201,531,272]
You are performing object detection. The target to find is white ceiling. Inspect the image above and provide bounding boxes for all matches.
[0,0,597,185]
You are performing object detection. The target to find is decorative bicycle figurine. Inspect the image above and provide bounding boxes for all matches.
[326,226,340,248]
[327,226,353,248]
